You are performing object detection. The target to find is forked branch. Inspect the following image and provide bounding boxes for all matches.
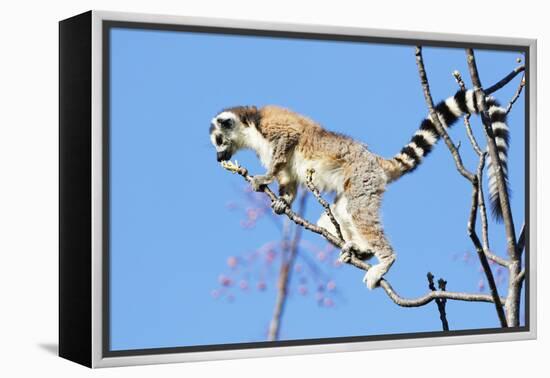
[427,272,450,331]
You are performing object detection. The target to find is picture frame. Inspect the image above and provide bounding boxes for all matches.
[59,10,537,368]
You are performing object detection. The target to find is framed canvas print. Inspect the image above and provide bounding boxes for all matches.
[59,10,537,368]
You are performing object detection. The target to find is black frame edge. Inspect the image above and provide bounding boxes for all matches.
[59,10,93,368]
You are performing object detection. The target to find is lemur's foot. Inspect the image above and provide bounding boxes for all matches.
[339,241,375,263]
[363,255,396,290]
[339,241,357,263]
[250,175,272,192]
[271,198,288,214]
[363,264,386,289]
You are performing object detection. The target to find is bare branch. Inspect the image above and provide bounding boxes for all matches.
[467,154,508,327]
[452,70,509,268]
[465,48,521,326]
[506,75,526,114]
[221,160,507,308]
[427,272,450,331]
[452,70,467,91]
[466,49,518,250]
[417,48,508,327]
[346,256,504,306]
[476,157,491,258]
[516,270,525,285]
[463,115,481,155]
[415,47,475,183]
[268,191,308,341]
[485,65,525,95]
[305,168,344,242]
[478,164,509,268]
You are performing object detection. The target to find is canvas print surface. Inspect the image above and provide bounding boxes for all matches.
[106,24,527,353]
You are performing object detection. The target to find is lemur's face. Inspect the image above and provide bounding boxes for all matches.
[209,111,243,162]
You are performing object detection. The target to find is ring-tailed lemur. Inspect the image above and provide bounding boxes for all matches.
[209,89,510,289]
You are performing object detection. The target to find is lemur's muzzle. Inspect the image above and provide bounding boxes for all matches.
[217,150,232,162]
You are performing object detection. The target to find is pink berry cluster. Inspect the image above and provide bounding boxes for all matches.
[212,186,342,308]
[210,239,340,308]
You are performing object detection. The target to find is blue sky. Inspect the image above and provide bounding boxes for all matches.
[108,27,525,351]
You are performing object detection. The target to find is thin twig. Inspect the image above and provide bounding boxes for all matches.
[452,70,467,91]
[506,75,526,114]
[463,115,480,155]
[305,168,344,242]
[221,160,506,308]
[427,272,450,331]
[485,65,525,95]
[476,154,491,258]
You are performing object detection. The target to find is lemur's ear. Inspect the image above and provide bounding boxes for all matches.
[238,106,261,128]
[220,106,261,128]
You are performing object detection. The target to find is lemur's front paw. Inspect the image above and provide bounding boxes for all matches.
[250,175,271,192]
[339,241,357,263]
[271,198,289,214]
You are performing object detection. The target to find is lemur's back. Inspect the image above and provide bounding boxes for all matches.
[259,105,368,162]
[258,105,377,194]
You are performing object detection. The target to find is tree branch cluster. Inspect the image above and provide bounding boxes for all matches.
[220,48,526,328]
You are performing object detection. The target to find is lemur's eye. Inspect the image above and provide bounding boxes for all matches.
[219,118,234,129]
[215,134,223,146]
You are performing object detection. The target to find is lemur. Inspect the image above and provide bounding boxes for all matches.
[209,89,510,289]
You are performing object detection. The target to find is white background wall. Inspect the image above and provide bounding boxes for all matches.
[0,0,545,376]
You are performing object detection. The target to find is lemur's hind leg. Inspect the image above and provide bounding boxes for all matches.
[317,196,359,261]
[317,196,375,264]
[344,161,396,289]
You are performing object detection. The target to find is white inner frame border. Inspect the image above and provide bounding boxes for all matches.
[91,10,537,368]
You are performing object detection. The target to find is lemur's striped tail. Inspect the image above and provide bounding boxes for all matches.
[386,89,510,221]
